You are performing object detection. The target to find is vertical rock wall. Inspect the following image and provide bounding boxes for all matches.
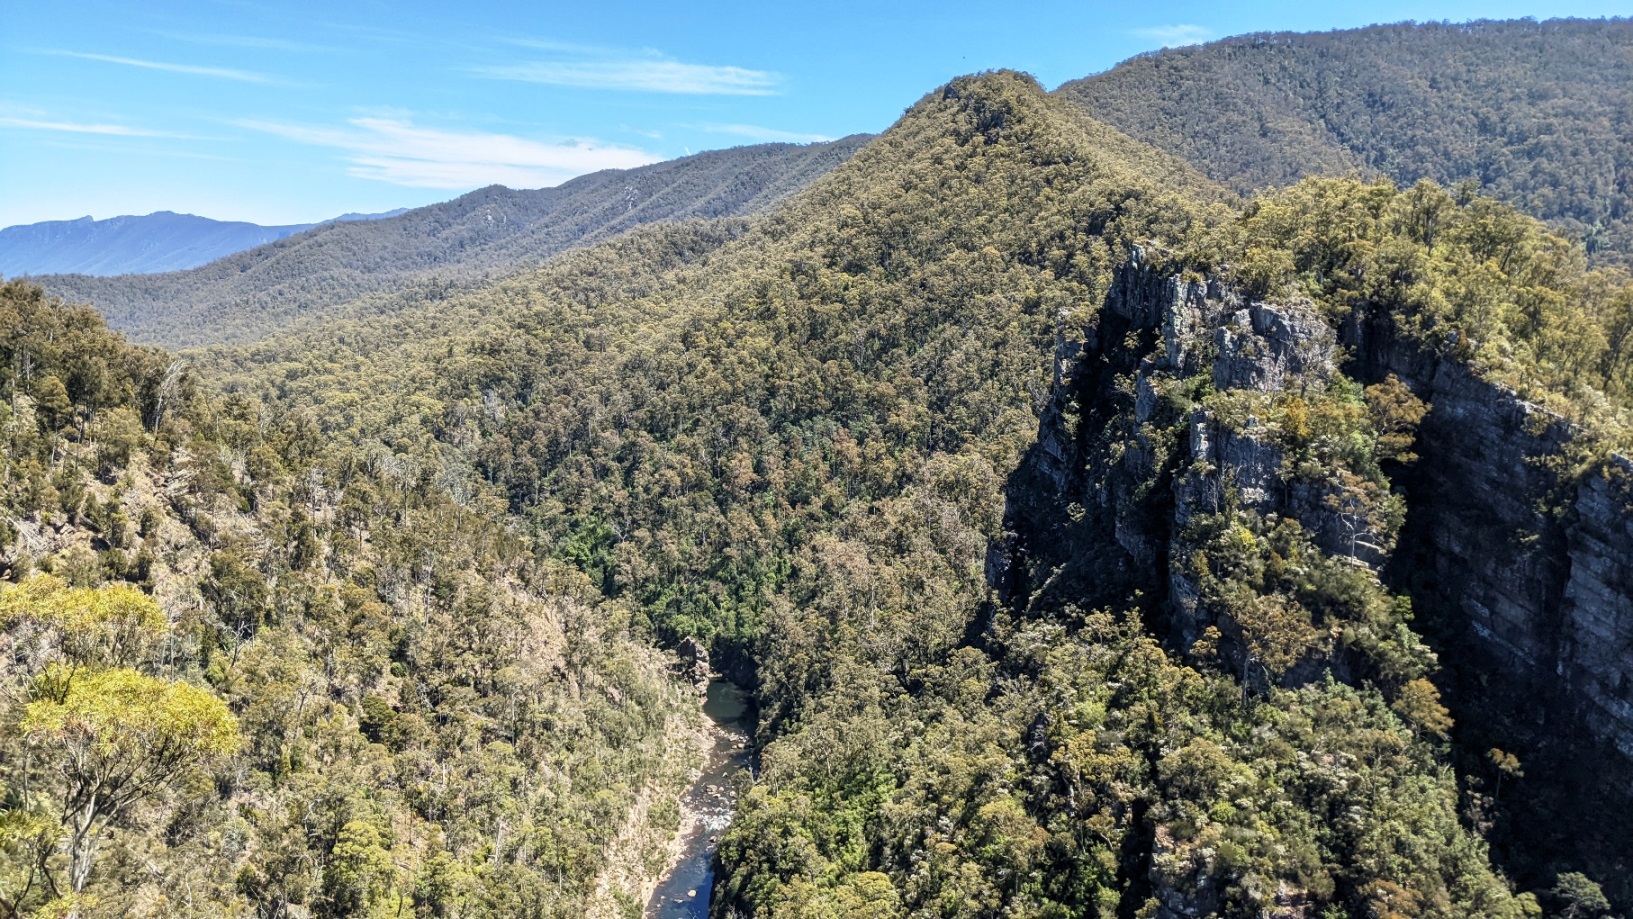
[1006,254,1633,759]
[994,255,1633,913]
[1347,315,1633,758]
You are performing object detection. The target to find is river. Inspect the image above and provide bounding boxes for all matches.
[646,679,753,918]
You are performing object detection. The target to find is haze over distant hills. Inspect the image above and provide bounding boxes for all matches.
[0,209,408,277]
[1057,17,1633,263]
[34,137,870,347]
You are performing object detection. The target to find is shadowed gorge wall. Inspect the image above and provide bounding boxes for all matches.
[12,40,1633,913]
[1349,311,1633,898]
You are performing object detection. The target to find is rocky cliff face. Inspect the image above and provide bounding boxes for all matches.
[998,254,1633,910]
[1345,313,1633,758]
[1018,253,1633,758]
[1565,455,1633,751]
[1018,255,1399,668]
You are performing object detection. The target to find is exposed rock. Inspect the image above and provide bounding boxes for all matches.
[1148,829,1314,919]
[1563,456,1633,755]
[1344,310,1633,758]
[1113,270,1393,661]
[1211,301,1336,394]
[1147,825,1222,919]
[675,636,712,694]
[1000,252,1633,911]
[1092,255,1633,751]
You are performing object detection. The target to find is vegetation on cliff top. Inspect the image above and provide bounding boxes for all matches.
[187,71,1621,915]
[1233,176,1633,442]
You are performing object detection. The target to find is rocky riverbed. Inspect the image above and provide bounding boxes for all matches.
[647,680,753,918]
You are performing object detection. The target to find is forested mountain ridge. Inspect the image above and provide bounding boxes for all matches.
[32,137,869,348]
[7,26,1633,919]
[186,69,1633,915]
[1057,17,1633,265]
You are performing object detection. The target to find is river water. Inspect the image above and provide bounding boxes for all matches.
[646,680,753,918]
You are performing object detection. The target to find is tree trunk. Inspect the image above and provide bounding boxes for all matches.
[67,794,100,895]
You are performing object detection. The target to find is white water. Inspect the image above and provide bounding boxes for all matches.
[647,680,752,918]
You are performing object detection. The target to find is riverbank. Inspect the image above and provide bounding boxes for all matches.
[646,680,754,918]
[586,688,714,919]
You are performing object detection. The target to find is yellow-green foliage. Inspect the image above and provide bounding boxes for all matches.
[0,575,164,667]
[1,584,237,909]
[1235,177,1633,427]
[7,63,1623,918]
[170,72,1556,918]
[21,665,238,764]
[200,72,1230,677]
[0,280,697,917]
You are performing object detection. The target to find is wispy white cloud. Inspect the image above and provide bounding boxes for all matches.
[1131,24,1213,47]
[237,117,659,189]
[155,31,340,54]
[33,139,234,161]
[49,51,285,84]
[504,37,618,56]
[0,116,190,138]
[476,44,781,95]
[693,123,832,144]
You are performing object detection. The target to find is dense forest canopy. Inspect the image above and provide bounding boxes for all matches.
[180,70,1630,915]
[0,278,703,918]
[1233,177,1633,427]
[1058,18,1633,266]
[5,18,1633,919]
[201,72,1234,668]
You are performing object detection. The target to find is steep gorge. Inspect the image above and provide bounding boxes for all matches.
[184,71,1630,915]
[9,57,1633,916]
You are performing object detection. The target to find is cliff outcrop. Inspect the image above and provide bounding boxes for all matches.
[1018,253,1633,759]
[997,254,1633,909]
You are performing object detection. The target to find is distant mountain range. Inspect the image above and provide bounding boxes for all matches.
[34,137,870,346]
[0,209,409,277]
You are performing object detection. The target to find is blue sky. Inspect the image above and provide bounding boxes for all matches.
[2,0,1629,228]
